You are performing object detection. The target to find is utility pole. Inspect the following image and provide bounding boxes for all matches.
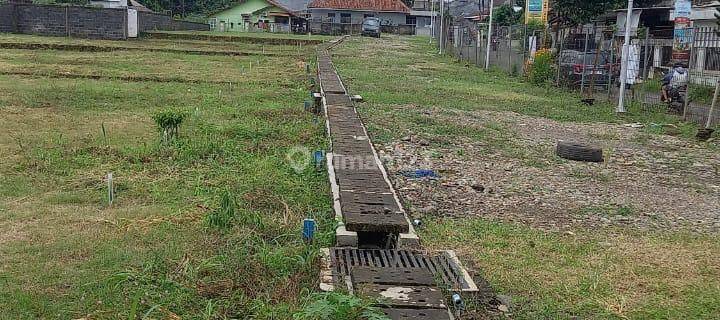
[617,0,634,113]
[485,0,495,69]
[439,0,445,54]
[430,0,435,43]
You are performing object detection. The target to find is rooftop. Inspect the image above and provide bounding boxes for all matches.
[307,0,411,13]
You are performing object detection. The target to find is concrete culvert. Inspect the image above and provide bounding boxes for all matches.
[556,141,603,162]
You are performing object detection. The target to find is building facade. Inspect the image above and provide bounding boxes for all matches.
[307,0,411,25]
[208,0,305,33]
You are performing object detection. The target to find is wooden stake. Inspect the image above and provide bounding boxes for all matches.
[706,79,719,129]
[107,172,114,206]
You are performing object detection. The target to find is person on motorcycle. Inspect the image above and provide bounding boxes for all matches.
[661,63,688,102]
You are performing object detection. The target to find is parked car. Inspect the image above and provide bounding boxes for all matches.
[558,50,618,88]
[361,17,381,38]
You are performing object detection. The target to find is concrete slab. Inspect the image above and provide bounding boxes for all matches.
[351,267,436,286]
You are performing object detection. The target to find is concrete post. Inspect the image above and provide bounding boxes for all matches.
[65,6,69,37]
[653,45,662,68]
[696,47,706,72]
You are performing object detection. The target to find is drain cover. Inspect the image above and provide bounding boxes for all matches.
[327,248,476,292]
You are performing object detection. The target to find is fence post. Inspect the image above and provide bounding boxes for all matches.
[642,30,650,80]
[522,24,527,74]
[588,25,602,98]
[683,28,697,120]
[556,29,566,86]
[476,28,480,66]
[580,30,590,95]
[608,37,615,102]
[65,6,69,37]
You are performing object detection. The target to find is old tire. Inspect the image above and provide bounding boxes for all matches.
[556,141,603,162]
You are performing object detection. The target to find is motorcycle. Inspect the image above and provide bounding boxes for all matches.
[665,85,687,114]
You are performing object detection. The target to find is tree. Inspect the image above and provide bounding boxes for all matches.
[552,0,661,26]
[494,4,523,26]
[716,5,720,36]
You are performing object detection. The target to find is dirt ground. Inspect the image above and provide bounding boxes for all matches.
[373,105,720,234]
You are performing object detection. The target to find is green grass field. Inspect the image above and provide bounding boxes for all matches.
[2,31,718,320]
[0,33,333,319]
[145,30,332,41]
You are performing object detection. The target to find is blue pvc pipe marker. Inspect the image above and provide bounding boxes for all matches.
[302,218,316,242]
[313,150,325,169]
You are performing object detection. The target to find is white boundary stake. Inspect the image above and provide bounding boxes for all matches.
[107,172,114,206]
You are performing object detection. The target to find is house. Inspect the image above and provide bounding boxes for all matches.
[90,0,151,11]
[410,0,438,36]
[589,0,720,85]
[307,0,411,26]
[208,0,308,33]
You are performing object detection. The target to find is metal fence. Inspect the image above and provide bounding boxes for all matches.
[436,21,720,127]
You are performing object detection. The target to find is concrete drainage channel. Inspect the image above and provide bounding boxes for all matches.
[315,36,478,319]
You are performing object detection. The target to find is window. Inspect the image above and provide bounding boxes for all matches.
[230,22,234,29]
[327,13,335,17]
[340,13,351,24]
[208,18,217,30]
[406,16,416,25]
[363,14,374,18]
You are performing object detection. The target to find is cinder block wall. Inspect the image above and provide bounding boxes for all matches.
[0,4,15,33]
[0,3,127,39]
[0,3,209,40]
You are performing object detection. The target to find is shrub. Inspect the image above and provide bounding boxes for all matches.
[152,108,188,143]
[206,190,237,229]
[293,292,388,320]
[528,49,555,86]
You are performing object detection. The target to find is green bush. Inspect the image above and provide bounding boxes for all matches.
[689,84,716,105]
[293,292,389,320]
[205,190,237,229]
[152,108,188,143]
[529,49,555,86]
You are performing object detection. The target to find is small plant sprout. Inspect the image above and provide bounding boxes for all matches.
[152,108,188,144]
[206,190,237,229]
[101,122,108,147]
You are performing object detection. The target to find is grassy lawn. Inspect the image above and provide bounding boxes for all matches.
[146,30,332,41]
[332,35,720,319]
[0,34,332,319]
[0,33,314,55]
[0,48,307,83]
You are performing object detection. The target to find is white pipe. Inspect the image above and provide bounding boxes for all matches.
[617,0,634,113]
[439,0,444,54]
[485,0,494,69]
[430,0,435,43]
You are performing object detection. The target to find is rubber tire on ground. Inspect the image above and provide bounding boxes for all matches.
[556,141,603,162]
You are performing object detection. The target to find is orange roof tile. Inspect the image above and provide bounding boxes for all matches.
[308,0,411,13]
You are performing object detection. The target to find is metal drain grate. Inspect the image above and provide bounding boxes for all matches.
[328,248,474,291]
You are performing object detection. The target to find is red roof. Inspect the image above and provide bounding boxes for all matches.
[308,0,411,13]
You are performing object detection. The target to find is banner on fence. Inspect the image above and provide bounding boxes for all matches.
[672,0,693,63]
[528,36,537,62]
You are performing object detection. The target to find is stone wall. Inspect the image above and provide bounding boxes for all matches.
[0,3,127,39]
[0,3,209,40]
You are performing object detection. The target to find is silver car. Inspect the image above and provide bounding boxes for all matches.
[362,17,381,38]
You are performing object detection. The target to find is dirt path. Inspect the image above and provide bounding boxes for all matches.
[370,105,720,233]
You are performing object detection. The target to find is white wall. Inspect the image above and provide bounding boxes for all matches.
[90,0,128,9]
[310,9,408,25]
